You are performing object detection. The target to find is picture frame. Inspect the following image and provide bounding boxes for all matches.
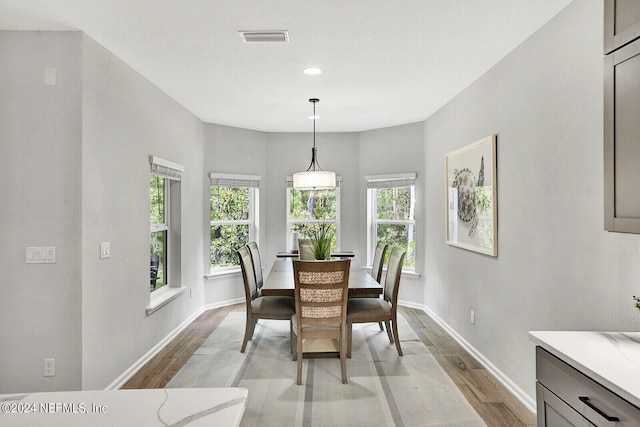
[445,135,497,256]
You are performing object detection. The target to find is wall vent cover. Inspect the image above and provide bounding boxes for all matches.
[239,30,289,43]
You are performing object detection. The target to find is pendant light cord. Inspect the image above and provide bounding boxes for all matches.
[307,98,321,172]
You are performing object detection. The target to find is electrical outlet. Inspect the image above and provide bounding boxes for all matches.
[44,358,55,377]
[44,68,57,86]
[470,310,476,325]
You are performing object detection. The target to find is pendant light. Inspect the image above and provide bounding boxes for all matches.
[293,98,336,190]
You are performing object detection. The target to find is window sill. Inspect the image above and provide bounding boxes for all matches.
[204,267,241,280]
[146,285,187,316]
[400,270,421,279]
[363,266,421,280]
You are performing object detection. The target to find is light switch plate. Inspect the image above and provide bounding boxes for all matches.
[100,242,110,259]
[26,247,56,264]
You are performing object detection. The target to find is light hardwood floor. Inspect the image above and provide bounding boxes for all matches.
[122,304,536,427]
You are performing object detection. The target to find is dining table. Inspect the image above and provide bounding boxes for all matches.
[261,258,382,298]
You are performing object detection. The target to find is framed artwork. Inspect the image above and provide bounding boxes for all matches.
[445,135,497,256]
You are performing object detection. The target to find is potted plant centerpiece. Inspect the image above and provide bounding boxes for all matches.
[311,221,334,260]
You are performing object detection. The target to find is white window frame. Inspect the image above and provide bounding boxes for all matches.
[285,176,341,252]
[148,156,185,315]
[366,173,416,271]
[150,174,169,290]
[209,173,260,273]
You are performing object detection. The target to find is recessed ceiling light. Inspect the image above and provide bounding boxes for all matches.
[303,67,322,76]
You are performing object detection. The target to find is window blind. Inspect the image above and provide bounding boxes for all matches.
[365,172,416,188]
[210,172,261,188]
[149,155,184,181]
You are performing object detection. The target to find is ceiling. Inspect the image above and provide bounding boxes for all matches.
[0,0,572,132]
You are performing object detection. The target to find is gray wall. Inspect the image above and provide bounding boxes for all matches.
[422,0,638,404]
[81,35,205,390]
[202,124,267,306]
[0,31,207,393]
[0,31,83,392]
[359,122,426,305]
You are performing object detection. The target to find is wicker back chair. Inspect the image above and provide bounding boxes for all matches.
[290,259,351,384]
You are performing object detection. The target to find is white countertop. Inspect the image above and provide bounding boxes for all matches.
[0,387,248,426]
[530,331,640,409]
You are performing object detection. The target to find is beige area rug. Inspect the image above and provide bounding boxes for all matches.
[167,311,486,427]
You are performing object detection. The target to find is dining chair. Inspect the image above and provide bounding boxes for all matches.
[297,238,315,260]
[370,241,388,331]
[247,241,264,291]
[237,245,295,353]
[346,247,406,358]
[290,259,351,384]
[371,241,389,283]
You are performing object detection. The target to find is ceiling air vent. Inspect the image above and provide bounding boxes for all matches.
[239,30,289,43]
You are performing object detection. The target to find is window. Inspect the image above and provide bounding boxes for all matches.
[367,173,416,270]
[149,156,183,292]
[210,173,260,271]
[286,177,341,252]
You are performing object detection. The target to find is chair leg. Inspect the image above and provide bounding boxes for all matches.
[346,321,353,358]
[385,320,393,343]
[241,314,256,353]
[296,334,303,385]
[391,318,403,357]
[290,321,295,358]
[340,330,348,384]
[378,321,384,331]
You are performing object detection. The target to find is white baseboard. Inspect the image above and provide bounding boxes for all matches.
[202,297,244,312]
[398,300,537,413]
[105,297,244,390]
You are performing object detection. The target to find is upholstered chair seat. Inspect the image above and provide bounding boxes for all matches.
[347,298,391,320]
[251,296,296,317]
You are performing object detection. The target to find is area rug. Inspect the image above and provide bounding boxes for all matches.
[167,311,486,427]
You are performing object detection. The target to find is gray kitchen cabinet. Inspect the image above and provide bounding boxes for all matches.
[604,0,640,54]
[604,0,640,233]
[536,347,640,426]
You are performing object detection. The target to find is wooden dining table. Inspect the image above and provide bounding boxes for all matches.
[261,258,382,297]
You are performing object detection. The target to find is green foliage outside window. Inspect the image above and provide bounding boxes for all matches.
[150,175,165,224]
[374,186,416,268]
[289,188,336,220]
[150,175,166,291]
[289,188,338,253]
[210,186,251,268]
[376,187,412,220]
[210,224,249,267]
[376,224,415,267]
[210,187,249,221]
